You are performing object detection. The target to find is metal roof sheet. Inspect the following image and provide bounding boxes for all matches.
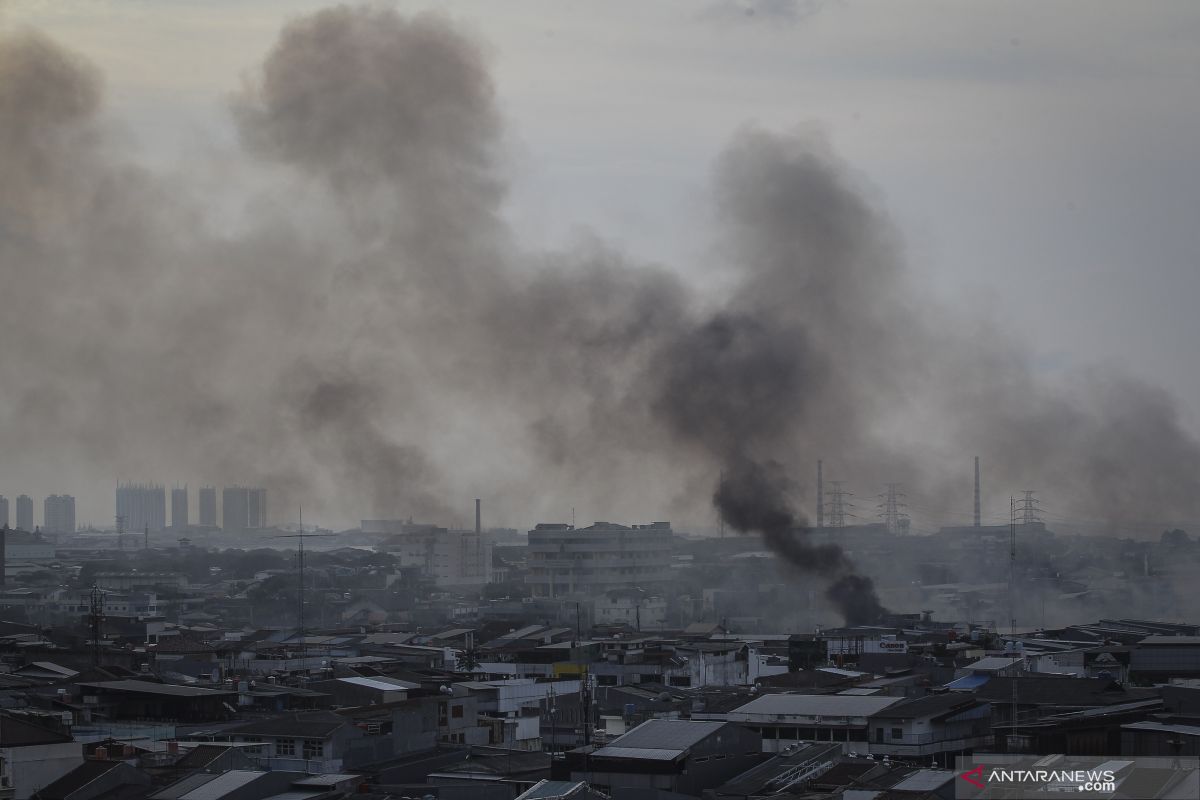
[151,774,215,800]
[964,656,1023,671]
[337,676,418,691]
[590,746,685,761]
[730,693,902,717]
[79,680,234,697]
[179,771,266,800]
[608,719,726,750]
[517,781,588,800]
[891,770,956,791]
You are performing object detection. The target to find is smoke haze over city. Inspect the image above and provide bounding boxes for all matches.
[2,1,1200,549]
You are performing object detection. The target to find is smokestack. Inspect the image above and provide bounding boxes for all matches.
[816,460,824,530]
[475,498,481,534]
[974,456,981,527]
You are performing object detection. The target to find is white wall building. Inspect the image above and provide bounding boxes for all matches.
[527,521,674,598]
[595,593,669,630]
[696,694,903,753]
[377,524,492,588]
[0,712,83,799]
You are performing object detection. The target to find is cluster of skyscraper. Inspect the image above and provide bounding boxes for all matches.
[115,482,266,533]
[0,493,76,532]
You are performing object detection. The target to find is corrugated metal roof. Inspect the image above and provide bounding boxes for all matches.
[590,746,685,761]
[180,771,266,800]
[79,680,234,697]
[891,770,956,791]
[730,693,902,717]
[517,780,587,799]
[151,774,218,800]
[337,676,418,691]
[608,719,726,750]
[964,656,1023,672]
[292,775,361,787]
[945,674,990,690]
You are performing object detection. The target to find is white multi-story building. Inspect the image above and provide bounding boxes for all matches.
[527,521,674,598]
[43,495,75,534]
[375,523,492,588]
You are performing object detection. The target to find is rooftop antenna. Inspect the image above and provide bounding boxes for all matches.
[269,506,333,665]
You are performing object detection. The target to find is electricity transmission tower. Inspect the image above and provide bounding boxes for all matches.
[827,482,853,529]
[878,483,909,535]
[1017,490,1041,525]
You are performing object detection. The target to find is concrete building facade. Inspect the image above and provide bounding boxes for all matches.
[171,487,188,529]
[115,483,166,533]
[43,495,75,534]
[222,486,266,531]
[527,521,674,598]
[377,523,492,588]
[198,486,217,527]
[15,495,32,532]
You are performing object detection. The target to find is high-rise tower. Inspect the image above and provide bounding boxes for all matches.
[171,486,188,529]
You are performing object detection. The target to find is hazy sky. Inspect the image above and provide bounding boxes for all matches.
[4,0,1199,529]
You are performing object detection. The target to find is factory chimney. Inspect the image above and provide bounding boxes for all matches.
[974,456,981,527]
[475,498,481,534]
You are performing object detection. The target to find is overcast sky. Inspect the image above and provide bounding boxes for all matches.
[4,0,1199,528]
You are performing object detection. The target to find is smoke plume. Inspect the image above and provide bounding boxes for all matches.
[4,6,1200,623]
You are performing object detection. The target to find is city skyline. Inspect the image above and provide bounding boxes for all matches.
[2,2,1199,535]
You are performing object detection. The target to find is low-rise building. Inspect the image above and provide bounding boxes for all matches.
[866,693,992,761]
[563,719,763,796]
[698,693,903,752]
[0,710,83,800]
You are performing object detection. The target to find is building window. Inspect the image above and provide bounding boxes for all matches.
[276,739,296,757]
[891,728,903,740]
[452,705,464,719]
[302,739,323,759]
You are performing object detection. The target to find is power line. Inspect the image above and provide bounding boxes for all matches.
[878,483,909,535]
[1018,490,1042,526]
[826,481,854,529]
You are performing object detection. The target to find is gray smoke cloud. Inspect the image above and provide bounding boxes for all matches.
[4,6,1200,622]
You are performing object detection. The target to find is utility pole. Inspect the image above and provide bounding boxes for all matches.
[89,584,104,667]
[144,524,149,551]
[878,483,908,535]
[1009,495,1020,747]
[268,509,332,666]
[816,460,824,530]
